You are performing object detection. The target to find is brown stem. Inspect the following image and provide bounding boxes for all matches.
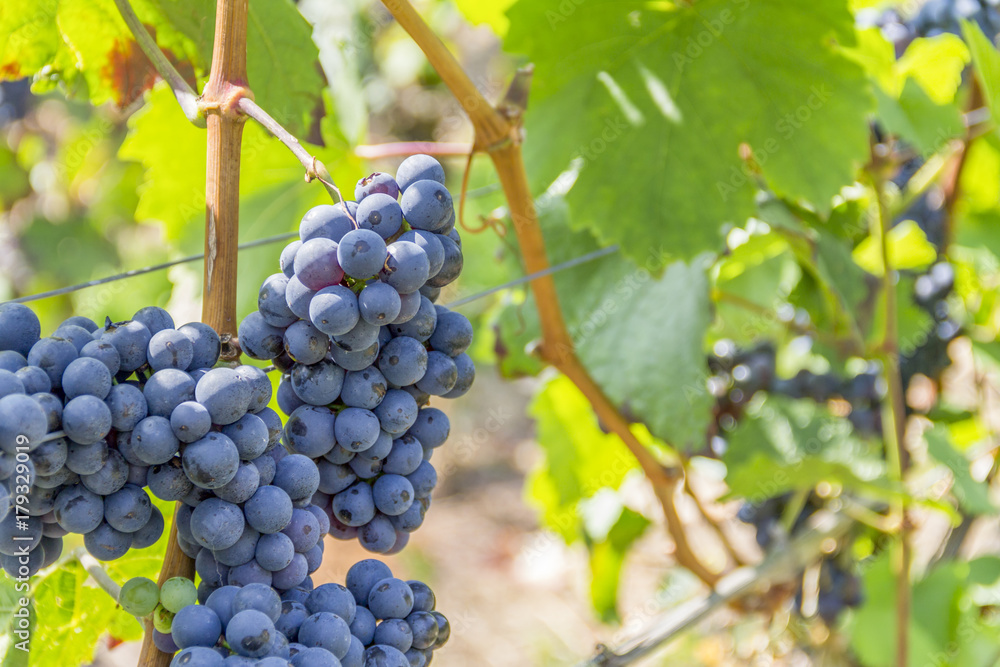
[356,141,475,159]
[380,0,720,586]
[138,1,248,663]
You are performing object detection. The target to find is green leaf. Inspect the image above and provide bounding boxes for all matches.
[526,376,640,541]
[895,34,970,105]
[874,79,965,157]
[963,20,1000,133]
[587,508,650,622]
[853,219,938,276]
[506,0,874,262]
[453,0,516,36]
[925,425,996,516]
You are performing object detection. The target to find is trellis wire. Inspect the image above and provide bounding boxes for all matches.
[1,234,620,311]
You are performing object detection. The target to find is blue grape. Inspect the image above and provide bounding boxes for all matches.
[400,180,453,232]
[80,340,121,376]
[363,645,409,667]
[406,611,438,650]
[130,416,180,465]
[235,365,272,414]
[368,578,414,620]
[153,629,179,654]
[256,406,284,446]
[171,604,223,649]
[349,455,383,480]
[328,340,380,372]
[104,483,152,533]
[274,454,321,502]
[259,273,299,328]
[170,401,212,443]
[182,432,240,489]
[343,637,365,667]
[53,324,95,353]
[65,440,108,475]
[178,322,222,370]
[372,475,414,517]
[0,394,46,453]
[398,230,444,279]
[277,600,310,641]
[281,241,302,278]
[290,359,344,406]
[391,291,422,326]
[28,337,78,389]
[305,504,330,537]
[407,581,435,613]
[238,311,286,361]
[60,357,112,400]
[324,443,356,465]
[277,376,307,415]
[102,320,152,373]
[128,462,149,486]
[414,352,457,396]
[31,437,67,475]
[60,315,98,333]
[227,609,276,658]
[273,553,310,590]
[83,522,131,561]
[310,285,359,337]
[390,297,437,342]
[334,408,380,452]
[390,500,427,534]
[298,612,351,659]
[0,304,41,357]
[350,606,377,644]
[195,368,252,425]
[63,395,113,445]
[252,454,276,486]
[380,242,430,295]
[221,413,270,461]
[206,585,240,627]
[358,283,402,327]
[0,351,26,373]
[282,508,321,552]
[333,319,381,353]
[377,337,427,387]
[16,366,50,395]
[290,646,341,667]
[53,484,104,533]
[355,172,400,202]
[284,406,337,459]
[427,234,463,288]
[356,193,403,240]
[145,368,196,417]
[148,329,195,371]
[131,506,165,548]
[395,155,445,193]
[374,618,413,653]
[133,306,175,336]
[359,515,397,554]
[332,483,376,527]
[285,276,318,321]
[300,204,356,243]
[383,435,423,475]
[317,461,357,496]
[295,239,345,291]
[374,390,418,436]
[256,531,296,572]
[444,352,475,398]
[30,392,61,431]
[304,543,323,574]
[407,461,437,499]
[284,320,329,365]
[196,549,231,587]
[428,310,472,357]
[0,369,23,398]
[245,485,294,534]
[228,559,273,587]
[215,525,261,567]
[105,383,148,431]
[233,582,282,622]
[170,647,225,666]
[190,497,245,550]
[338,229,388,279]
[214,462,261,504]
[341,368,387,410]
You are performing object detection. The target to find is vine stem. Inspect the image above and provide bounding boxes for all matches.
[356,141,474,159]
[871,172,911,667]
[380,0,720,586]
[74,548,121,601]
[110,0,203,127]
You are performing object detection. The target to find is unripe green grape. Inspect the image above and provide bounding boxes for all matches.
[152,604,175,633]
[118,577,159,617]
[159,576,197,613]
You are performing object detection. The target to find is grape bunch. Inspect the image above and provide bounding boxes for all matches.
[0,302,251,576]
[793,558,865,625]
[873,0,1000,49]
[147,560,447,667]
[238,155,474,555]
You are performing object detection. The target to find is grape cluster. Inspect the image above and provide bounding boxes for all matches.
[874,0,1000,48]
[793,558,864,625]
[140,560,447,667]
[238,155,474,555]
[0,303,265,576]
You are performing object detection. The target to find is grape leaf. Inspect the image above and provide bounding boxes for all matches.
[587,508,650,622]
[963,20,1000,133]
[453,0,516,36]
[505,0,874,263]
[875,80,965,157]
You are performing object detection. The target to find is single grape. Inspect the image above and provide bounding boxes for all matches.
[380,241,430,295]
[119,577,160,617]
[182,432,240,489]
[0,303,41,356]
[17,366,50,395]
[274,454,321,502]
[310,285,360,337]
[133,306,175,336]
[259,273,299,328]
[133,416,181,465]
[395,155,446,193]
[256,532,296,572]
[190,497,245,550]
[415,351,457,396]
[161,577,198,613]
[238,311,286,361]
[334,408,380,452]
[358,283,402,327]
[332,483,376,528]
[227,609,276,658]
[104,484,153,533]
[388,296,437,342]
[101,320,152,373]
[245,485,294,534]
[427,234,463,288]
[290,359,344,406]
[80,339,121,376]
[148,329,195,371]
[195,368,252,425]
[282,508,321,553]
[284,406,337,459]
[83,522,131,561]
[285,276,318,321]
[170,401,212,443]
[221,412,270,461]
[28,337,78,389]
[281,240,303,278]
[338,229,388,279]
[359,515,397,554]
[0,393,47,453]
[374,390,419,436]
[300,204,356,243]
[362,644,409,666]
[178,322,222,369]
[377,337,428,387]
[355,172,400,202]
[105,383,148,431]
[213,462,261,504]
[61,356,113,400]
[444,352,475,398]
[407,461,438,499]
[171,604,223,649]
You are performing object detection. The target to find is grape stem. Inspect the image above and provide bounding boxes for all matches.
[110,0,204,127]
[577,510,854,666]
[73,547,121,601]
[236,97,348,206]
[380,0,723,587]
